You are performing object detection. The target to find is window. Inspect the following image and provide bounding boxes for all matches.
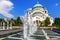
[45,11,47,13]
[36,20,38,24]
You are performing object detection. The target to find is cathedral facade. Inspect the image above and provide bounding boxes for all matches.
[26,3,54,26]
[21,3,54,26]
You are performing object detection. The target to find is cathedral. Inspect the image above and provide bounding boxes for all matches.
[21,3,54,26]
[26,3,54,26]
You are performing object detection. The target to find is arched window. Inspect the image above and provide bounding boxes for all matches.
[36,20,38,24]
[45,11,46,13]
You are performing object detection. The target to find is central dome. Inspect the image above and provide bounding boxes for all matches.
[33,3,43,7]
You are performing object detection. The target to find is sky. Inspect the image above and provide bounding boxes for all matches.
[0,0,60,18]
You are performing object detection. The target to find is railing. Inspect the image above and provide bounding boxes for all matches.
[40,27,57,29]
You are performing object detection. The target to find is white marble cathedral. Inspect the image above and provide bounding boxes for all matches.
[25,3,54,26]
[20,3,54,27]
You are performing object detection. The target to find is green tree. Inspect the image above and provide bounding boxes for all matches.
[45,17,50,26]
[16,17,23,26]
[0,18,3,26]
[0,18,2,22]
[41,20,45,26]
[54,18,60,27]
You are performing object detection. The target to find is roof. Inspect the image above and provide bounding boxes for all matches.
[33,3,43,7]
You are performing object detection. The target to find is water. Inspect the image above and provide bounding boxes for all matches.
[20,14,37,39]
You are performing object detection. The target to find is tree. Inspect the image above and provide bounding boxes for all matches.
[0,18,3,26]
[54,18,60,27]
[16,17,23,26]
[41,20,45,26]
[45,17,50,26]
[0,18,2,22]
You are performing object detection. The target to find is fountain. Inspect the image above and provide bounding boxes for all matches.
[21,14,52,40]
[20,15,28,40]
[21,11,52,40]
[20,13,37,40]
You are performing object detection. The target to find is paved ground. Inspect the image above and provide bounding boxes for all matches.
[0,28,23,38]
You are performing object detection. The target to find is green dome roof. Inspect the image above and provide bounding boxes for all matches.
[34,3,43,7]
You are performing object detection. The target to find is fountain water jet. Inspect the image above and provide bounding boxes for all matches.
[20,15,28,40]
[20,14,37,40]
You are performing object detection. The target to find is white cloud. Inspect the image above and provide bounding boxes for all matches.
[0,0,14,18]
[56,3,59,6]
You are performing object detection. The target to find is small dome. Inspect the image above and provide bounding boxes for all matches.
[34,3,43,7]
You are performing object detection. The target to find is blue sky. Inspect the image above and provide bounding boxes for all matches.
[0,0,60,18]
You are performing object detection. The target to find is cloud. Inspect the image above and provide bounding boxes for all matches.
[0,0,14,18]
[56,3,59,6]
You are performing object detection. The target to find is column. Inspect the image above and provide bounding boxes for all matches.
[2,22,5,30]
[10,22,12,29]
[7,21,9,30]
